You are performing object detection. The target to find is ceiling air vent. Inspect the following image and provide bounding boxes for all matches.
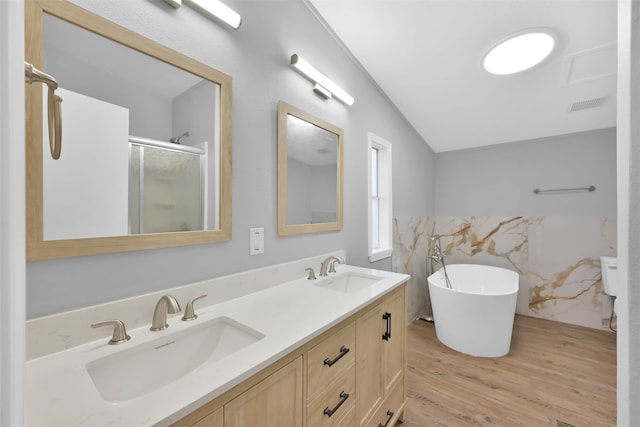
[568,96,607,112]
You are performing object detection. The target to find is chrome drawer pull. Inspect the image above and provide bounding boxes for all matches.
[323,346,350,366]
[323,391,349,417]
[378,410,394,427]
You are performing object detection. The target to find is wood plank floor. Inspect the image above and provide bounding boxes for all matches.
[402,315,616,427]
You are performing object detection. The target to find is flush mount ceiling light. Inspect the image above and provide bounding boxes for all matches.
[483,28,557,75]
[290,54,355,106]
[165,0,242,30]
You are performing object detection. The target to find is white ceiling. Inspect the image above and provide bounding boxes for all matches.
[308,0,618,153]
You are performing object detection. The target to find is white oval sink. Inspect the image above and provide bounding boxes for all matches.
[314,272,383,294]
[86,316,264,403]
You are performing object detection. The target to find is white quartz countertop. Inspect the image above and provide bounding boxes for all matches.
[26,265,409,426]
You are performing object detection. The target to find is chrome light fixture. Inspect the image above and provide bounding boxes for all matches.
[483,28,557,75]
[290,54,355,105]
[165,0,242,30]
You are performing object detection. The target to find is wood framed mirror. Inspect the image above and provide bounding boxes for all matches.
[25,0,232,260]
[277,101,343,236]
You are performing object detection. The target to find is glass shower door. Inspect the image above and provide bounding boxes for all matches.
[129,143,203,234]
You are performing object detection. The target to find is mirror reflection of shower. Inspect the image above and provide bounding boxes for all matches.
[170,131,189,144]
[128,136,206,234]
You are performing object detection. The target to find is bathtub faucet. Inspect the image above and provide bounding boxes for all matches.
[429,234,453,289]
[429,254,444,264]
[429,234,445,264]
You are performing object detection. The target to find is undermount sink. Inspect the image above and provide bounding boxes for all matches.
[314,272,383,294]
[86,316,264,403]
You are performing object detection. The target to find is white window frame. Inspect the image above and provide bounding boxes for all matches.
[367,132,393,262]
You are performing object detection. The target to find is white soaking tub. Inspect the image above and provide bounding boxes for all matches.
[428,264,519,357]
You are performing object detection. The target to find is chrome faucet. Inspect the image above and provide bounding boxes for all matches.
[429,234,453,289]
[150,295,181,331]
[319,255,345,276]
[429,234,445,264]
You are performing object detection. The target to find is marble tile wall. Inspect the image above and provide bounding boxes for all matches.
[392,216,617,330]
[392,216,431,322]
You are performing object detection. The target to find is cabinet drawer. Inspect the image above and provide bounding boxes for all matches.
[336,405,355,427]
[369,380,404,427]
[190,407,222,427]
[308,322,355,397]
[225,357,303,427]
[307,362,355,427]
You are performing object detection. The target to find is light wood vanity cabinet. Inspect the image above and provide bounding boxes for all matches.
[356,288,406,427]
[190,407,223,427]
[306,322,356,426]
[173,284,406,427]
[184,357,303,427]
[225,357,303,427]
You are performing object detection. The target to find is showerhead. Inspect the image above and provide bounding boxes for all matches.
[170,131,189,144]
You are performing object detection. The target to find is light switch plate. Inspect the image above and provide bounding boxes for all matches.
[249,227,264,255]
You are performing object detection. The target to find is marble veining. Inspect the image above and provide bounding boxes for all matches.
[393,217,430,321]
[394,215,617,331]
[433,216,472,264]
[529,257,601,310]
[471,216,528,275]
[471,216,524,255]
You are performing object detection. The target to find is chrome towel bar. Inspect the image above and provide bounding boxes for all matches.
[533,185,596,194]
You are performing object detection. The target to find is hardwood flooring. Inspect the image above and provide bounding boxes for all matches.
[402,315,617,427]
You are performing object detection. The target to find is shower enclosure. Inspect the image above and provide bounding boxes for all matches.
[128,136,205,234]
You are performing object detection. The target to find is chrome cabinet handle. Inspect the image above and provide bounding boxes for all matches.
[378,410,394,427]
[91,320,131,345]
[323,346,350,367]
[323,391,349,417]
[382,312,391,341]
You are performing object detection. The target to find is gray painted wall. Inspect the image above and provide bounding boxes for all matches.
[27,0,435,318]
[434,128,616,216]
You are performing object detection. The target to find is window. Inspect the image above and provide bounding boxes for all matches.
[367,133,392,262]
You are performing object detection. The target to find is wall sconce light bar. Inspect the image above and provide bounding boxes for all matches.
[313,83,332,100]
[291,54,355,105]
[165,0,242,30]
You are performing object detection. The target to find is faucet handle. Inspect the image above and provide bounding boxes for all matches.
[305,268,317,280]
[91,320,131,345]
[181,294,207,321]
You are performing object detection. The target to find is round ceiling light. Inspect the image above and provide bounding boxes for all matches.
[483,29,557,75]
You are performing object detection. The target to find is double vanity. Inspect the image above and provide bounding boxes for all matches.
[24,2,408,426]
[26,253,409,426]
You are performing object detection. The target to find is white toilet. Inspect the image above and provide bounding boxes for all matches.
[600,256,618,314]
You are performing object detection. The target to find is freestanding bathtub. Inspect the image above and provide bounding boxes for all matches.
[428,264,519,357]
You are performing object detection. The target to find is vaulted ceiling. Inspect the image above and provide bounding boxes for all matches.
[308,0,617,153]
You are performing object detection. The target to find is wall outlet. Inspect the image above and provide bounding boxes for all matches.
[249,227,264,255]
[602,318,610,328]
